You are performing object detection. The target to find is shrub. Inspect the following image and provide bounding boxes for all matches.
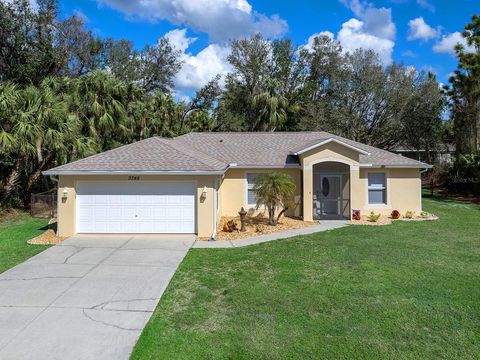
[420,211,430,218]
[405,211,415,219]
[352,209,361,220]
[391,210,400,219]
[368,211,381,222]
[253,172,296,226]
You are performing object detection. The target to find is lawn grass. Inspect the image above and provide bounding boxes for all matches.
[132,194,480,359]
[0,212,50,273]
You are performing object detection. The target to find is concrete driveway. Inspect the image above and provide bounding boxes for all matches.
[0,234,195,360]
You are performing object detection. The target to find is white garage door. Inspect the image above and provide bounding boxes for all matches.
[76,181,196,233]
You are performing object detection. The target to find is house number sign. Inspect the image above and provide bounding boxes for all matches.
[128,176,140,181]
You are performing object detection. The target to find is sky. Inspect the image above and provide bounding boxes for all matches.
[57,0,478,97]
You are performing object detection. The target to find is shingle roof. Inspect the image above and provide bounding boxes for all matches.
[44,131,430,175]
[44,137,227,174]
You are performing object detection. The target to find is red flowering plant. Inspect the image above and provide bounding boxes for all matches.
[352,210,361,221]
[391,210,400,219]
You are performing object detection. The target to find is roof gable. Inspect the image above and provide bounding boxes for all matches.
[290,138,370,156]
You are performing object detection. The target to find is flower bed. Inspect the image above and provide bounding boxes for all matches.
[207,215,317,241]
[349,213,438,226]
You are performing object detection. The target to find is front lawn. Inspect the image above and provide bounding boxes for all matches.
[132,194,480,359]
[0,212,50,273]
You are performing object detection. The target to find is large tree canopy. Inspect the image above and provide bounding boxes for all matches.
[1,0,462,206]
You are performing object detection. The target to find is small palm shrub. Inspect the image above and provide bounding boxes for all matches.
[368,211,381,222]
[253,172,296,226]
[404,211,415,219]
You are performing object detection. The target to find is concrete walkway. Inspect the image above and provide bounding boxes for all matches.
[0,234,195,360]
[193,220,349,248]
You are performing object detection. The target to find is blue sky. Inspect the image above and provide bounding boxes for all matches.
[58,0,477,96]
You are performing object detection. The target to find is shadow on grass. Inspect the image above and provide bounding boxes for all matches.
[423,188,480,210]
[38,221,56,232]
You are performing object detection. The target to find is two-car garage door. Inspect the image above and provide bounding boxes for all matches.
[76,181,196,233]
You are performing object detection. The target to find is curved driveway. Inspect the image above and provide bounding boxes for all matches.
[0,234,195,360]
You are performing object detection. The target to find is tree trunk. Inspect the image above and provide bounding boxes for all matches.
[276,206,289,224]
[24,152,55,200]
[268,204,276,226]
[0,157,24,205]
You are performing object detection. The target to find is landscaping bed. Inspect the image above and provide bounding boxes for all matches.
[213,215,317,241]
[27,229,68,245]
[349,212,438,225]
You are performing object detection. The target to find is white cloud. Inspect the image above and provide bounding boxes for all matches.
[340,0,396,40]
[407,17,440,41]
[164,29,197,52]
[304,31,335,51]
[96,0,287,42]
[416,0,435,12]
[165,29,232,94]
[337,18,395,64]
[433,32,474,54]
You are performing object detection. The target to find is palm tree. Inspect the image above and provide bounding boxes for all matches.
[253,79,291,131]
[0,79,73,204]
[253,172,296,225]
[71,71,132,151]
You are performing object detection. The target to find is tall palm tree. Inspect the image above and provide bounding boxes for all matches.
[252,79,291,131]
[70,71,132,151]
[0,79,73,204]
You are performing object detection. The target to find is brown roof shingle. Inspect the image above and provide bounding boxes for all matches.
[44,131,430,174]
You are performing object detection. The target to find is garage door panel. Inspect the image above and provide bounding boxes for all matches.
[77,181,196,234]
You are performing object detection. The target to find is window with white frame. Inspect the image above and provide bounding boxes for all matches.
[246,173,263,205]
[368,173,386,204]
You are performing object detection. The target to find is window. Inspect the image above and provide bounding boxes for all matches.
[368,173,386,204]
[246,173,262,205]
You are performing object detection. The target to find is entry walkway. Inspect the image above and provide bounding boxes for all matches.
[193,220,349,248]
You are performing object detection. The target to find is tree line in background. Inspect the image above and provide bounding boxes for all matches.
[0,0,478,206]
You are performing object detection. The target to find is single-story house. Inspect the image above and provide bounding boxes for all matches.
[44,132,431,238]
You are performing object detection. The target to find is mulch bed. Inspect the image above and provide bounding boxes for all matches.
[349,214,438,226]
[209,215,317,241]
[27,229,68,245]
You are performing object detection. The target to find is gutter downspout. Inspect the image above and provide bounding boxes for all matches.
[210,176,220,241]
[48,176,59,236]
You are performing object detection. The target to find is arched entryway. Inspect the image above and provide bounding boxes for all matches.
[312,162,350,220]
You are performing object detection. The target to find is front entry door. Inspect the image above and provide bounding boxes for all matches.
[314,175,342,218]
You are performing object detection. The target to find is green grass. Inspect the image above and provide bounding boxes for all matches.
[132,194,480,359]
[0,212,50,273]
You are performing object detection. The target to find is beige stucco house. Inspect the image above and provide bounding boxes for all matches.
[44,132,431,238]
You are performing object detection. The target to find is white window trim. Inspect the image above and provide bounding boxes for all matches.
[365,170,391,209]
[245,170,267,208]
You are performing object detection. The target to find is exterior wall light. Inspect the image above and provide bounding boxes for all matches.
[62,188,68,198]
[202,186,208,196]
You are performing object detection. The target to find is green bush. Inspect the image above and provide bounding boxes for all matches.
[368,211,381,222]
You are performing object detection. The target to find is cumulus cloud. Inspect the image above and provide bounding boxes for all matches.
[407,17,440,41]
[164,29,232,95]
[433,32,474,54]
[340,0,396,40]
[95,0,287,41]
[334,0,395,64]
[337,18,395,64]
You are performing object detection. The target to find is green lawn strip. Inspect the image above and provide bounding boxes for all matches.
[131,196,480,359]
[0,213,50,273]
